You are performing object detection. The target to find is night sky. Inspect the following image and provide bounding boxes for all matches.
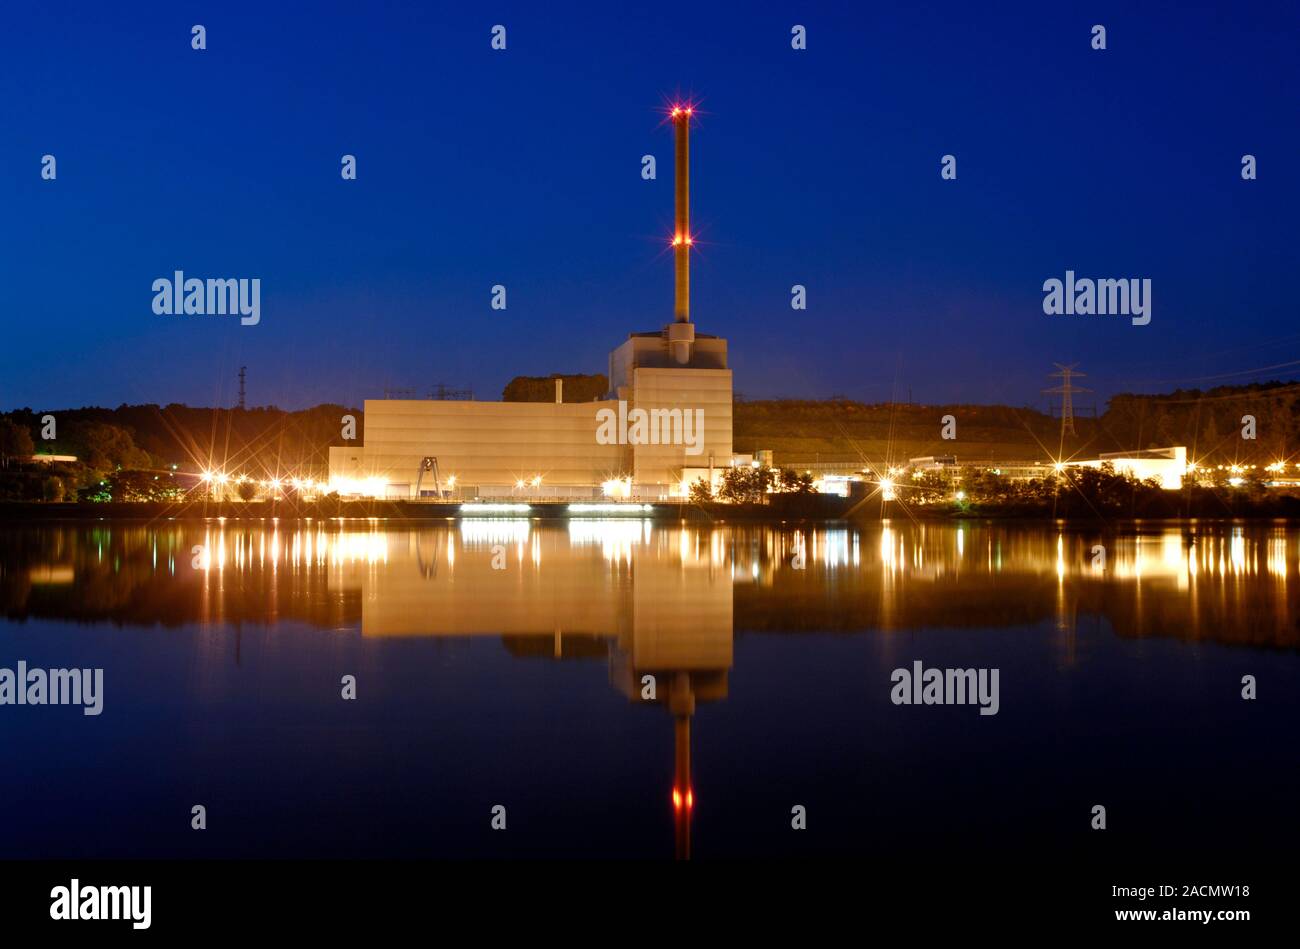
[3,1,1297,412]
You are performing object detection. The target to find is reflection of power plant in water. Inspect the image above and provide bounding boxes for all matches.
[17,519,1300,858]
[333,518,733,859]
[607,558,731,861]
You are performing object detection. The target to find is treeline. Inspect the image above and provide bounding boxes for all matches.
[2,403,357,468]
[0,404,358,501]
[905,464,1300,519]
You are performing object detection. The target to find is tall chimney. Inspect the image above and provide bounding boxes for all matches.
[667,105,696,365]
[673,108,690,323]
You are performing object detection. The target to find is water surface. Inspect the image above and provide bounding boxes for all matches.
[1,518,1296,860]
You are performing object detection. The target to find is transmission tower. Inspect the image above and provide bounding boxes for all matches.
[238,366,247,410]
[1044,363,1090,439]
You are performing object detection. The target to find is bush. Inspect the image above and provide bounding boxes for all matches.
[101,470,184,502]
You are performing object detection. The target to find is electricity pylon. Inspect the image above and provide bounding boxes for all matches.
[1045,363,1090,439]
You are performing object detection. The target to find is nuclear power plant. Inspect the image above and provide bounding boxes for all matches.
[329,103,734,501]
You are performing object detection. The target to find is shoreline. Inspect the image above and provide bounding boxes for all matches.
[3,498,1300,523]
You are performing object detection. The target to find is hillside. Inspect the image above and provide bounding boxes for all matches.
[736,382,1300,467]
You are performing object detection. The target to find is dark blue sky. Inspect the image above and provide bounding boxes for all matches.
[3,1,1297,412]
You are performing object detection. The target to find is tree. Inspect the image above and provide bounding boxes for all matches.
[64,422,151,475]
[719,465,774,503]
[905,470,950,504]
[0,418,34,468]
[41,476,66,502]
[236,479,258,501]
[688,478,713,502]
[776,468,815,495]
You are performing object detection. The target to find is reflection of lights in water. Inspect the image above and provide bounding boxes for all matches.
[567,519,648,544]
[1162,534,1181,568]
[1268,536,1287,579]
[821,530,850,568]
[331,532,389,564]
[1101,534,1212,587]
[178,520,1294,592]
[460,519,530,547]
[567,519,648,563]
[215,530,392,567]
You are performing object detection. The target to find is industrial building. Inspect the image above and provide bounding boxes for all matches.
[899,447,1190,489]
[329,104,733,501]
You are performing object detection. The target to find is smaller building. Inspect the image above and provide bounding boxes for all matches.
[1079,447,1187,489]
[908,455,957,471]
[896,447,1189,489]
